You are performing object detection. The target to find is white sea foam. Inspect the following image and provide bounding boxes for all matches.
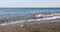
[28,16,60,21]
[0,13,60,26]
[0,20,25,26]
[35,14,42,17]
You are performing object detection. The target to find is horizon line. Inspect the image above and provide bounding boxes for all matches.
[0,7,60,8]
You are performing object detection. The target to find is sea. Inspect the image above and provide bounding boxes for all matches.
[0,8,60,17]
[0,8,60,26]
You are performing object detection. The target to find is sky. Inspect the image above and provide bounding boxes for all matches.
[0,0,60,7]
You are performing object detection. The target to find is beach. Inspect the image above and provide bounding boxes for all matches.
[0,22,60,32]
[0,8,60,32]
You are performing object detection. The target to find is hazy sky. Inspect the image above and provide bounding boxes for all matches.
[0,0,60,7]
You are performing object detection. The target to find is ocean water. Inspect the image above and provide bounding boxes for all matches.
[0,8,60,26]
[0,8,60,17]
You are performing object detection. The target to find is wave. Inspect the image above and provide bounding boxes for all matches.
[0,13,60,26]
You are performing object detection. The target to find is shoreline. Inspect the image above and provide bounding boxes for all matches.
[0,18,60,27]
[0,13,60,26]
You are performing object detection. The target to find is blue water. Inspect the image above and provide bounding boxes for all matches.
[0,8,60,17]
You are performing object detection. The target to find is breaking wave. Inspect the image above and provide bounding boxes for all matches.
[0,13,60,26]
